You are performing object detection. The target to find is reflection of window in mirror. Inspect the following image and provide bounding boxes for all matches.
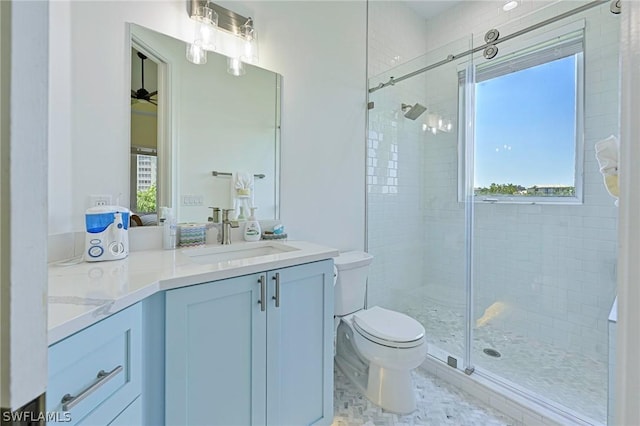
[130,47,159,222]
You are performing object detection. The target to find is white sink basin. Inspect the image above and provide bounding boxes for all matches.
[182,241,299,265]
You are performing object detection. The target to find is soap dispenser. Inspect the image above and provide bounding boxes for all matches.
[243,207,261,242]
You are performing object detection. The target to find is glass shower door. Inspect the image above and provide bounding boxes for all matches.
[468,3,619,423]
[366,34,474,369]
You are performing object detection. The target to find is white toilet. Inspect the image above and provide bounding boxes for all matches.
[333,251,427,414]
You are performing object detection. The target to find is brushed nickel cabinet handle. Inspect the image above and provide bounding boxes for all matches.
[258,275,266,312]
[61,365,123,411]
[272,273,280,308]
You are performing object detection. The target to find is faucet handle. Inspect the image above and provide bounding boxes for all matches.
[208,207,221,223]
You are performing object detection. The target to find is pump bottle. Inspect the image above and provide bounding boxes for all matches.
[243,207,261,242]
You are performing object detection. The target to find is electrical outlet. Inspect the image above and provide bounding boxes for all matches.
[89,195,112,207]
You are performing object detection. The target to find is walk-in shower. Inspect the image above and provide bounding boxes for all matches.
[366,1,619,424]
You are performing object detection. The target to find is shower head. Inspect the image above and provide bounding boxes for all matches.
[401,103,427,120]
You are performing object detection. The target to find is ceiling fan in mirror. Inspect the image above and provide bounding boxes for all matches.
[131,51,157,106]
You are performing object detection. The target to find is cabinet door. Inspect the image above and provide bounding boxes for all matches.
[108,397,142,426]
[165,274,267,426]
[266,260,334,426]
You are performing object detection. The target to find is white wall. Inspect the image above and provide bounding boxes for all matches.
[367,1,430,77]
[248,1,367,250]
[49,1,367,252]
[1,0,49,410]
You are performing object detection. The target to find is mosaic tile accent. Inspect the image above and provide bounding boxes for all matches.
[333,365,515,426]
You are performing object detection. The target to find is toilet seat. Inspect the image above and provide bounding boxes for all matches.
[353,306,425,349]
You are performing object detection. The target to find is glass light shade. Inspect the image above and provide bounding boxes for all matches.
[186,43,207,65]
[192,3,217,26]
[192,4,218,50]
[227,57,245,76]
[239,24,258,64]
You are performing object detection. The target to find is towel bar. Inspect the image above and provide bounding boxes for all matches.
[211,171,265,179]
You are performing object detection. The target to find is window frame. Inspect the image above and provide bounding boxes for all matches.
[458,24,585,205]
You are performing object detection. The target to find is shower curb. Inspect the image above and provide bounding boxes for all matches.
[420,355,602,426]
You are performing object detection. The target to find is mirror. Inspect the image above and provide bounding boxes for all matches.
[129,23,281,224]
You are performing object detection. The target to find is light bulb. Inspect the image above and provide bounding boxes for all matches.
[503,1,518,11]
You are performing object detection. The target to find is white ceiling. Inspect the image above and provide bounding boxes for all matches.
[404,1,463,20]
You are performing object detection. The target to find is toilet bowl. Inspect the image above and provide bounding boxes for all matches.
[333,252,427,414]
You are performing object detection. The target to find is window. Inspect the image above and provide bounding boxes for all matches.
[132,153,157,213]
[460,29,584,203]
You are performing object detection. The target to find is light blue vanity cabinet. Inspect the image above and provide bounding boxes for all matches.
[165,259,334,426]
[47,303,142,425]
[165,273,267,426]
[265,261,334,426]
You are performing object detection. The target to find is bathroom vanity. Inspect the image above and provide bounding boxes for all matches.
[46,241,338,425]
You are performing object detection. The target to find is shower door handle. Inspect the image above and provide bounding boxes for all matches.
[272,273,280,308]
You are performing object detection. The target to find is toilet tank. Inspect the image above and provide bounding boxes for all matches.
[334,251,374,316]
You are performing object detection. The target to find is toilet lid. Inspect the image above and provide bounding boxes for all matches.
[353,306,425,348]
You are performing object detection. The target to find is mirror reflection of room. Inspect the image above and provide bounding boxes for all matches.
[130,47,159,226]
[129,24,281,225]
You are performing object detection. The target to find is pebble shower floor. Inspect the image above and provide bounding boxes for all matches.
[402,298,607,424]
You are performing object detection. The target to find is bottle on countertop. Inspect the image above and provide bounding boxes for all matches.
[243,207,261,242]
[161,206,177,249]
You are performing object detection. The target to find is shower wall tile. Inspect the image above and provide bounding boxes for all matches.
[367,2,428,77]
[366,1,432,313]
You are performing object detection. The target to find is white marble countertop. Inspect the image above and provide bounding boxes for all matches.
[48,240,339,346]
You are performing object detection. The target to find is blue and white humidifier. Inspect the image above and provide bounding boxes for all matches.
[84,206,130,262]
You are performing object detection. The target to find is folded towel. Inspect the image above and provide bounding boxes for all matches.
[234,171,254,198]
[595,135,619,176]
[595,135,619,201]
[230,171,255,219]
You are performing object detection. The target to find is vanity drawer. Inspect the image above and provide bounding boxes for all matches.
[47,304,142,425]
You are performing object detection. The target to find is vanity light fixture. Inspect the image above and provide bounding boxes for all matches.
[186,1,260,76]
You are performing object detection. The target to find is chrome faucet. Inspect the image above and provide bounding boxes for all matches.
[221,209,239,245]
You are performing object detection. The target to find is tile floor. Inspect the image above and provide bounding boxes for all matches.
[332,366,515,426]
